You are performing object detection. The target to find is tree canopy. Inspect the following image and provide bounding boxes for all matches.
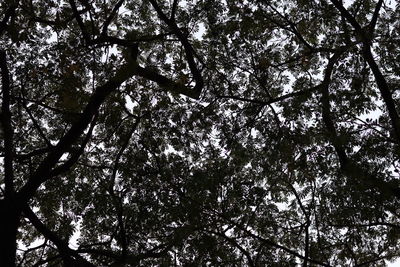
[1,0,400,266]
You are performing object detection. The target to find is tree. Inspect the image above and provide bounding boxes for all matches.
[1,0,400,266]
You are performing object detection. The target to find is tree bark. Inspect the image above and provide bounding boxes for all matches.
[0,199,20,267]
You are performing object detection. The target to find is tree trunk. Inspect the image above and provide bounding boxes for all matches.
[0,199,20,267]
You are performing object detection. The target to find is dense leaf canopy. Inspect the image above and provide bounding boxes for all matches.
[1,0,400,266]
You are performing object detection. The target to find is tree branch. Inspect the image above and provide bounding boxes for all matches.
[49,114,97,177]
[319,51,400,199]
[362,46,400,144]
[17,59,138,203]
[221,215,331,267]
[170,0,179,21]
[15,147,53,161]
[202,229,255,267]
[330,0,400,146]
[330,0,365,37]
[149,0,203,97]
[369,0,384,35]
[0,50,15,198]
[22,205,96,267]
[264,3,314,51]
[68,0,91,44]
[101,0,125,37]
[21,97,52,148]
[136,65,201,99]
[107,117,140,259]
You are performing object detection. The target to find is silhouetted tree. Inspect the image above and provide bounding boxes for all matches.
[1,0,400,266]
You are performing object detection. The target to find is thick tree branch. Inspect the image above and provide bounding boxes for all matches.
[330,0,365,37]
[330,0,400,144]
[149,0,203,96]
[22,205,96,267]
[68,0,91,44]
[320,52,349,166]
[17,60,138,203]
[319,52,400,199]
[136,65,201,99]
[49,114,97,177]
[170,0,179,21]
[101,0,125,36]
[361,46,400,144]
[0,50,15,198]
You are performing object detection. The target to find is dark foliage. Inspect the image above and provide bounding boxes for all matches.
[1,0,400,266]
